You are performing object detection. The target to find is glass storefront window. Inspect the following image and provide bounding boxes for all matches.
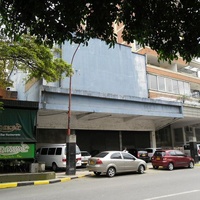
[174,128,184,147]
[156,126,172,147]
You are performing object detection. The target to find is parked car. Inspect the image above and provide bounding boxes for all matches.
[36,144,82,171]
[137,150,150,163]
[81,151,91,166]
[151,149,194,171]
[87,151,147,177]
[127,148,149,162]
[145,148,162,161]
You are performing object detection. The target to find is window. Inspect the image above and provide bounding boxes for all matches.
[111,153,122,159]
[172,80,179,93]
[175,150,184,156]
[81,151,90,156]
[178,81,184,95]
[122,152,134,160]
[148,74,157,90]
[166,78,173,92]
[48,148,56,155]
[41,148,48,155]
[148,74,191,96]
[95,152,108,158]
[56,148,62,155]
[158,76,165,91]
[184,82,190,95]
[154,151,166,157]
[169,151,176,156]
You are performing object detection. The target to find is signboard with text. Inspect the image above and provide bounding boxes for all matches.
[0,143,35,159]
[0,108,37,142]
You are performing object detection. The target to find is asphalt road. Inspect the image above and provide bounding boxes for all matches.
[1,166,200,200]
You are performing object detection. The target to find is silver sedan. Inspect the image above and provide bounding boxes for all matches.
[87,151,147,177]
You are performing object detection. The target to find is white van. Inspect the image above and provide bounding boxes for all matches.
[36,144,82,171]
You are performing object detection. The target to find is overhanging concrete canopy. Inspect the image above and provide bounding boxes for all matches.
[37,87,183,131]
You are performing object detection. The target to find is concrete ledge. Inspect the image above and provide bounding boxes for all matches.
[0,172,55,183]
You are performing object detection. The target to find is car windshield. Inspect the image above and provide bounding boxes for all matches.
[145,149,153,153]
[95,152,109,158]
[154,151,166,157]
[82,152,90,156]
[139,151,147,154]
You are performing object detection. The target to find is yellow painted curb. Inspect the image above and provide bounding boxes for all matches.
[34,180,49,185]
[0,182,17,189]
[77,175,85,178]
[60,177,71,182]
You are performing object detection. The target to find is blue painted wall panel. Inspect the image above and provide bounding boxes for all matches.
[60,39,148,98]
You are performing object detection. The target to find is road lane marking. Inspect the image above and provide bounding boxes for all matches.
[144,190,200,200]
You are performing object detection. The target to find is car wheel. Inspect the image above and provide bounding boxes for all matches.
[168,162,174,171]
[106,167,116,177]
[138,165,145,174]
[94,172,101,176]
[153,166,158,169]
[188,161,194,168]
[52,162,58,171]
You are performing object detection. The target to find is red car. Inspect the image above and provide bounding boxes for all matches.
[151,149,194,170]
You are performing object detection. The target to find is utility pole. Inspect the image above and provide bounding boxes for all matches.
[66,44,80,175]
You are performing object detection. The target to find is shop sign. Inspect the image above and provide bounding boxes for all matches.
[0,108,37,142]
[0,144,35,159]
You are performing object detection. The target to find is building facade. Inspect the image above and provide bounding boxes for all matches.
[135,46,200,147]
[114,22,200,148]
[4,39,184,153]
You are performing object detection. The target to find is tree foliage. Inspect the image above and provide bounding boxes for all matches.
[0,35,72,88]
[0,0,200,62]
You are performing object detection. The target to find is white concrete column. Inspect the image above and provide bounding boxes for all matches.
[192,127,197,142]
[183,127,186,144]
[150,131,156,148]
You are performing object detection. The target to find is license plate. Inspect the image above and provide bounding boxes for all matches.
[90,160,95,165]
[156,157,160,160]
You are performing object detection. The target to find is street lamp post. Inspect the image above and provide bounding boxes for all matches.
[66,44,80,175]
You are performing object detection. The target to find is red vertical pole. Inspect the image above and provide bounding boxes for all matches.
[67,75,72,136]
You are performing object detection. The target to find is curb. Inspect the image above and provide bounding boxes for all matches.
[0,174,92,189]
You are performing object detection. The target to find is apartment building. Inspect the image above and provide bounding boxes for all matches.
[114,21,200,148]
[133,45,200,148]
